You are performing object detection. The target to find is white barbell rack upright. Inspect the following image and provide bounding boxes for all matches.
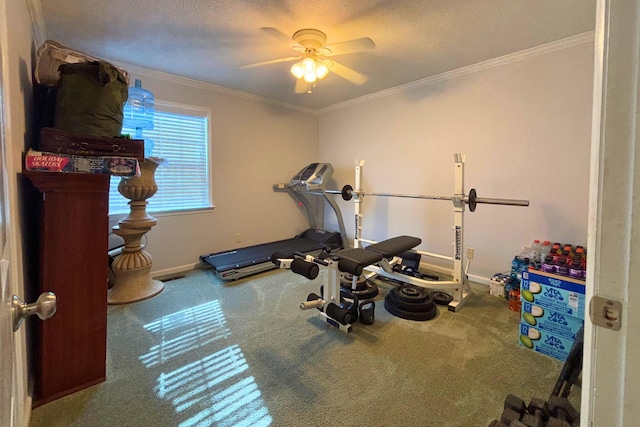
[353,159,366,249]
[353,153,473,312]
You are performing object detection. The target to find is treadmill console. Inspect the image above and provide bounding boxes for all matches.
[289,163,334,190]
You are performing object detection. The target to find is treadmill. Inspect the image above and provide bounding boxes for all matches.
[200,163,348,281]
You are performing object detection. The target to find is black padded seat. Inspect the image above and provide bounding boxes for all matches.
[337,248,384,267]
[365,236,422,258]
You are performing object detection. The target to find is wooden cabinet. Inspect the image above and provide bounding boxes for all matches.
[24,172,109,407]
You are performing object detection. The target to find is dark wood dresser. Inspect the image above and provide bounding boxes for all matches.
[24,171,109,407]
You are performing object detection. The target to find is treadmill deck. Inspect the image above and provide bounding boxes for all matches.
[200,228,342,281]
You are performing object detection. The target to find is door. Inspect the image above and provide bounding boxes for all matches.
[0,14,28,426]
[0,134,13,423]
[0,233,15,424]
[0,70,18,426]
[583,0,639,425]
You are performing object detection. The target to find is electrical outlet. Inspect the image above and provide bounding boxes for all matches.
[466,247,475,259]
[235,233,242,243]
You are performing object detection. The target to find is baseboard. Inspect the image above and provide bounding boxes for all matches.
[151,263,200,280]
[419,261,491,286]
[467,273,491,286]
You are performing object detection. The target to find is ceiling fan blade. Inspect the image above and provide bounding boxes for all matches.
[294,78,309,94]
[260,27,297,45]
[324,37,376,56]
[329,61,368,85]
[239,55,301,69]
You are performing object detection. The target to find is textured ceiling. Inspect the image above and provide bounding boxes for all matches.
[38,0,596,111]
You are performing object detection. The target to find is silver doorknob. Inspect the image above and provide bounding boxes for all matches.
[12,292,57,332]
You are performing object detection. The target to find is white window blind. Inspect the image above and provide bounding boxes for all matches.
[109,102,212,215]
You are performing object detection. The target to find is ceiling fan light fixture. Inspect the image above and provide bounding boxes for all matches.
[290,63,304,79]
[245,27,373,94]
[292,56,326,83]
[302,57,316,73]
[316,62,329,79]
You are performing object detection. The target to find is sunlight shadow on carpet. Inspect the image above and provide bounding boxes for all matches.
[140,299,272,427]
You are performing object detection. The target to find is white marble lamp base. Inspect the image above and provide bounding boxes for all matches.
[108,266,164,304]
[107,225,164,305]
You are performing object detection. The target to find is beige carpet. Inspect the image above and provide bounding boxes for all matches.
[29,267,575,427]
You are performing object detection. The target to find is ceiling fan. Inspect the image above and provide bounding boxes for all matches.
[239,27,375,93]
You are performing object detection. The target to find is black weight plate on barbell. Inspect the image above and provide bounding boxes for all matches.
[433,291,454,306]
[341,184,354,201]
[468,188,477,212]
[384,294,438,321]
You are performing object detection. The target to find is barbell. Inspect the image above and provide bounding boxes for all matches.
[328,185,529,212]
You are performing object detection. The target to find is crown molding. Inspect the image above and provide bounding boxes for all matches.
[114,61,316,115]
[315,31,595,115]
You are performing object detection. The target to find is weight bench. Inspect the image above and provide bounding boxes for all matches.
[272,235,422,332]
[332,236,421,275]
[365,235,423,258]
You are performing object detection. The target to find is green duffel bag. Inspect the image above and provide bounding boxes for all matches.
[54,61,129,138]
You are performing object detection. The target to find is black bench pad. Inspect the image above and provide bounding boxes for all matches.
[337,248,384,269]
[365,236,422,258]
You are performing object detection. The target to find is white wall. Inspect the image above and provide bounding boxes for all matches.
[106,70,319,275]
[317,40,594,281]
[18,28,594,284]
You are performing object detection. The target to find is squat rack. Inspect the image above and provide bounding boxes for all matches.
[344,153,529,312]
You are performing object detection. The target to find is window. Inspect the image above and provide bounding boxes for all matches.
[109,101,212,215]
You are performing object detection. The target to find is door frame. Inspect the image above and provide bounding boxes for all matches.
[582,0,639,424]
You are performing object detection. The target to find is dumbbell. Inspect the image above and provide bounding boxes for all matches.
[501,394,526,425]
[548,395,579,426]
[545,417,571,427]
[486,419,529,427]
[521,397,549,427]
[487,420,525,427]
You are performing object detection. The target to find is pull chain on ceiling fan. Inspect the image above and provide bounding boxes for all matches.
[239,27,375,94]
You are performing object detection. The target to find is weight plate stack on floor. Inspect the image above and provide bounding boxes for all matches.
[340,274,379,299]
[384,285,438,321]
[432,290,453,306]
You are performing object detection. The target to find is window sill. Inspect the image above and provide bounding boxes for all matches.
[109,205,215,221]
